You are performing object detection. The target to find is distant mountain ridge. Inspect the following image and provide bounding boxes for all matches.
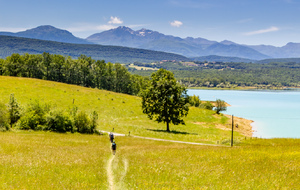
[1,25,300,60]
[0,25,92,44]
[0,35,189,63]
[86,26,269,60]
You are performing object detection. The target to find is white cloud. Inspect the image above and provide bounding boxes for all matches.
[244,26,279,36]
[108,16,123,24]
[170,20,183,27]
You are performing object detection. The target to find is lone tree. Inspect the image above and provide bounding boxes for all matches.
[215,99,227,114]
[141,69,189,132]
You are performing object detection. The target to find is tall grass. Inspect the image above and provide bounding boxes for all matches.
[0,131,110,189]
[116,137,300,189]
[0,131,299,189]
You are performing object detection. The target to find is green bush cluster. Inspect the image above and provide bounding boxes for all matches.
[188,95,201,107]
[1,94,99,134]
[187,95,213,110]
[200,101,214,110]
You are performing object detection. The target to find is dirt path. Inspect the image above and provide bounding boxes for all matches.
[107,155,129,190]
[101,131,226,147]
[107,156,115,190]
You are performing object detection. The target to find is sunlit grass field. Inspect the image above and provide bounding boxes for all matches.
[1,76,299,189]
[1,132,299,189]
[0,76,248,144]
[0,131,111,189]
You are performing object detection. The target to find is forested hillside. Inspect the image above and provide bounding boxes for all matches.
[0,35,189,63]
[1,52,299,90]
[0,53,148,95]
[130,61,300,88]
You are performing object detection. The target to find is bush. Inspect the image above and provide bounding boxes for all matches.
[90,111,98,133]
[8,94,21,127]
[201,101,214,110]
[188,95,201,107]
[9,98,99,134]
[17,111,43,130]
[74,111,92,134]
[46,109,73,132]
[17,100,49,130]
[0,103,10,131]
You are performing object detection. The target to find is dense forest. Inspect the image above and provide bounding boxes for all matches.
[0,35,189,63]
[130,61,300,88]
[1,52,299,91]
[0,53,148,95]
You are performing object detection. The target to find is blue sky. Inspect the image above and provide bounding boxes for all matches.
[0,0,300,46]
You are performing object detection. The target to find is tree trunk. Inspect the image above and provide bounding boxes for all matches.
[166,122,170,132]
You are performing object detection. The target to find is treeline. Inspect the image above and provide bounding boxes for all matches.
[0,53,148,95]
[175,68,300,88]
[131,61,300,88]
[0,94,99,133]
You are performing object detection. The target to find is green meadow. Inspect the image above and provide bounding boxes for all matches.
[0,76,247,144]
[1,76,300,189]
[1,132,299,189]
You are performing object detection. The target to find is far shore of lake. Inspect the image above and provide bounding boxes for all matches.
[188,86,300,91]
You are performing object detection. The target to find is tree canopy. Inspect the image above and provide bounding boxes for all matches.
[0,53,148,96]
[141,69,189,131]
[215,99,227,114]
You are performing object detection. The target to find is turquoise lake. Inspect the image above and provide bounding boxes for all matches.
[187,89,300,138]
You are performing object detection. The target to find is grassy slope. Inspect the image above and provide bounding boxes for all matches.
[0,76,247,144]
[1,76,300,189]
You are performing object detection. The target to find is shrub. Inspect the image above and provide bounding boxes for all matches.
[17,100,49,130]
[0,102,9,131]
[201,101,214,110]
[46,109,73,132]
[188,95,201,107]
[74,111,92,134]
[8,94,21,127]
[90,111,98,133]
[17,111,42,130]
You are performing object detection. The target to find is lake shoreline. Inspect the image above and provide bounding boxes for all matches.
[188,87,300,91]
[223,114,254,137]
[188,89,300,138]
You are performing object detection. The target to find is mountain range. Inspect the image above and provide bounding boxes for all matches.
[0,35,188,63]
[0,25,91,44]
[1,25,300,61]
[86,26,269,60]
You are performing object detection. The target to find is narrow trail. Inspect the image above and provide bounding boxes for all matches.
[107,155,129,190]
[120,159,128,182]
[107,156,115,190]
[101,130,226,147]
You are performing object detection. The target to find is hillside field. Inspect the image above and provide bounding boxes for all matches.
[0,76,249,144]
[1,76,299,189]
